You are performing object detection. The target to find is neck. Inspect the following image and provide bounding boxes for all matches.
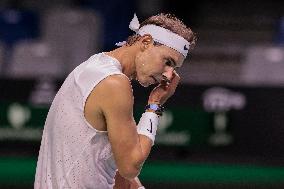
[105,45,138,79]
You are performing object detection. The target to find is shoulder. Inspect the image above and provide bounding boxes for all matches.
[101,74,132,93]
[95,74,134,116]
[90,74,133,102]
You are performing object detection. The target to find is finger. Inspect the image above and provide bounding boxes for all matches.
[169,71,180,88]
[172,70,180,83]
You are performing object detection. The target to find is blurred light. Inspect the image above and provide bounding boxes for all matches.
[266,48,284,63]
[32,43,50,57]
[7,103,31,130]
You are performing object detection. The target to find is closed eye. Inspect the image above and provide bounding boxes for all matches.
[165,58,178,69]
[165,60,172,67]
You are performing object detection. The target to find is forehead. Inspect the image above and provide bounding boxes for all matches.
[156,45,185,66]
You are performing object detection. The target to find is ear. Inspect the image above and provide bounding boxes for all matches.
[140,34,154,50]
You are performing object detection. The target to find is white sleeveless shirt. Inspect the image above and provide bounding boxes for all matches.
[35,53,124,189]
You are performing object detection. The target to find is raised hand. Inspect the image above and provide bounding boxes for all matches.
[148,71,180,105]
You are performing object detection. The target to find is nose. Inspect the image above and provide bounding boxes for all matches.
[162,67,174,81]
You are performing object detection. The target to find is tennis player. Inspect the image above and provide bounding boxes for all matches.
[34,13,196,189]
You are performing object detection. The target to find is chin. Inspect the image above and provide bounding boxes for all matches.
[136,79,151,87]
[136,76,150,87]
[138,81,150,87]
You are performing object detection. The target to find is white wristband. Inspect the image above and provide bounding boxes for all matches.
[138,187,146,189]
[137,112,159,145]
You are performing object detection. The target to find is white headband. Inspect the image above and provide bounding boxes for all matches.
[116,14,190,57]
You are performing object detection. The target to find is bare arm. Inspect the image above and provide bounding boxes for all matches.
[90,72,180,180]
[93,75,152,179]
[113,172,143,189]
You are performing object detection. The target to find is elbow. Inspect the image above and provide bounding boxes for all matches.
[115,148,146,180]
[118,164,141,180]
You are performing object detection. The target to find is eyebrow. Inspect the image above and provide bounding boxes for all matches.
[168,57,178,68]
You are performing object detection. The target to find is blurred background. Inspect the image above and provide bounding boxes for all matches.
[1,0,284,188]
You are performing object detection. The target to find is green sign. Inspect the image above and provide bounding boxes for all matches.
[0,102,213,147]
[134,106,213,147]
[0,101,48,141]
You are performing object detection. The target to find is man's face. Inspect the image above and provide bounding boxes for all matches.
[135,40,185,87]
